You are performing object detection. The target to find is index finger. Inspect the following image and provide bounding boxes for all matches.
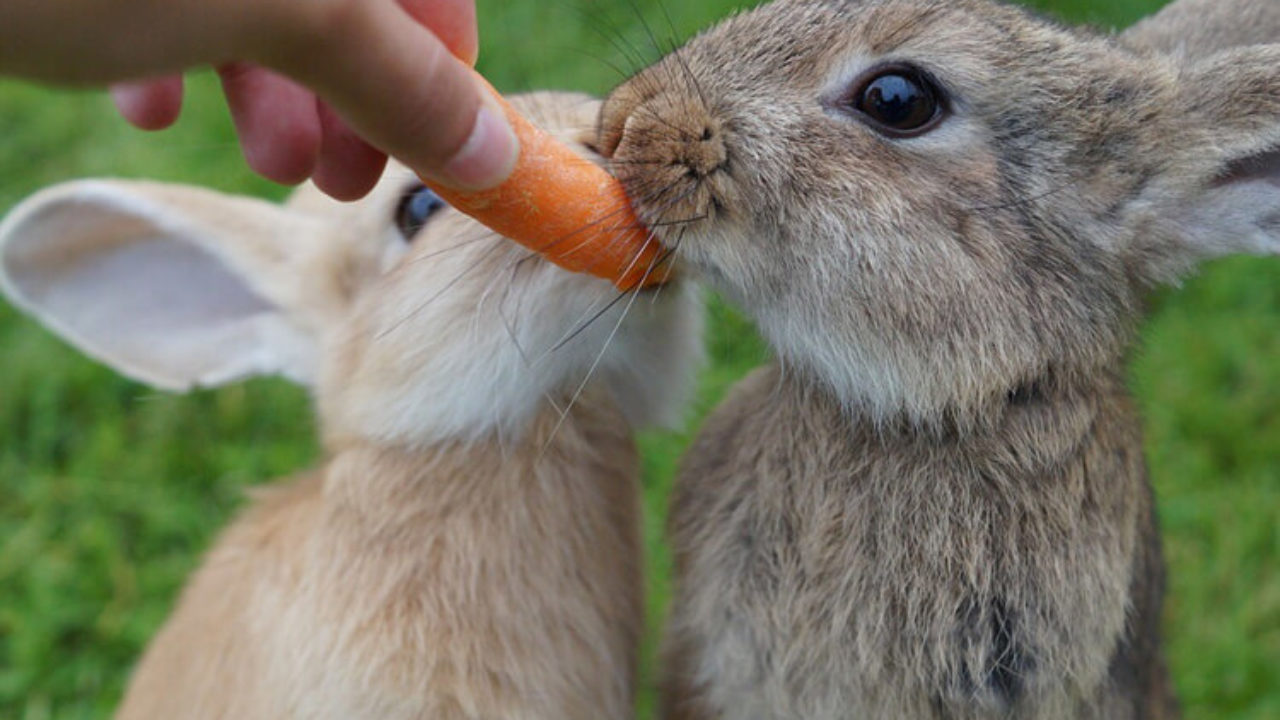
[399,0,478,66]
[259,0,515,190]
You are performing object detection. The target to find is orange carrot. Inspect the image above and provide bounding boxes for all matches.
[422,78,669,291]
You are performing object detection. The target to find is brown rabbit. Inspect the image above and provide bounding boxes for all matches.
[0,93,703,719]
[597,0,1280,718]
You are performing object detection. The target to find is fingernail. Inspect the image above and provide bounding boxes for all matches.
[442,105,519,190]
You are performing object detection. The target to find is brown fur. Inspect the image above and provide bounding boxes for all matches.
[663,366,1174,719]
[597,0,1280,717]
[1126,0,1280,57]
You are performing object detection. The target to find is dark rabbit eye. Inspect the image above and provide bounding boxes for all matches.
[850,66,944,137]
[395,185,449,240]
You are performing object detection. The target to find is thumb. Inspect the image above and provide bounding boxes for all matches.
[260,0,517,190]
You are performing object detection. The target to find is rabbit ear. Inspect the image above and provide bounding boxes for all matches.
[0,180,329,391]
[1124,0,1280,58]
[1147,46,1280,270]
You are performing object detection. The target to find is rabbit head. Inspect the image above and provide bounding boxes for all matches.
[600,0,1280,427]
[0,92,703,448]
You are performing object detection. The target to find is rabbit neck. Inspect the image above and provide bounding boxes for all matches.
[317,389,636,521]
[782,347,1138,442]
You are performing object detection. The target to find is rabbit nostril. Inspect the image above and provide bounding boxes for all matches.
[682,128,727,178]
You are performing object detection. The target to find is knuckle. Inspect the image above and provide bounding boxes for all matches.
[307,0,372,39]
[266,0,370,60]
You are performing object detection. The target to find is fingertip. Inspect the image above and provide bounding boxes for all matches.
[313,157,388,201]
[241,120,322,186]
[111,77,184,130]
[312,103,390,201]
[220,65,322,185]
[436,103,519,190]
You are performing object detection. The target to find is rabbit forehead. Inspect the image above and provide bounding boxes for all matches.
[683,0,1050,73]
[676,0,1171,125]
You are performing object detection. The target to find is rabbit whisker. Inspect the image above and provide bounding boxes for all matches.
[626,0,708,125]
[376,237,507,340]
[621,0,675,69]
[965,184,1069,212]
[404,233,491,265]
[527,178,683,263]
[604,183,701,293]
[646,226,689,307]
[482,177,687,368]
[538,212,676,359]
[539,229,665,456]
[647,214,708,228]
[567,45,641,85]
[492,253,541,370]
[545,285,635,355]
[574,7,655,80]
[658,15,711,113]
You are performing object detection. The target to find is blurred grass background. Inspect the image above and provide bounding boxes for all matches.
[0,0,1275,717]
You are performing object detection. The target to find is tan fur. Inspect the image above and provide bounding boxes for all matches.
[117,397,642,720]
[597,0,1280,718]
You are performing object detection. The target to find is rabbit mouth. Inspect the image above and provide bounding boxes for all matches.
[602,163,730,286]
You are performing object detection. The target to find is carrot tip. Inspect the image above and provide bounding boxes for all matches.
[423,74,670,291]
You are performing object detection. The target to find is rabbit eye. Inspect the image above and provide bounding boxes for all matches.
[850,66,944,137]
[395,185,449,240]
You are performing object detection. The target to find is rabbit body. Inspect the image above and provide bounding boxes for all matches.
[596,0,1280,718]
[663,366,1174,720]
[0,92,703,719]
[117,400,642,720]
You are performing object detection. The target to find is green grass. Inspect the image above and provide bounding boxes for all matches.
[0,0,1275,718]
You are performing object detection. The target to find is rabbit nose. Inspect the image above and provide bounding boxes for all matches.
[683,124,728,178]
[599,87,728,178]
[600,75,734,227]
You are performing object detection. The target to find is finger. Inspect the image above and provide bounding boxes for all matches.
[312,102,389,201]
[218,63,322,185]
[398,0,479,66]
[262,1,517,190]
[111,76,185,130]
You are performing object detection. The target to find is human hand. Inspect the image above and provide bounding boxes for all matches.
[0,0,518,199]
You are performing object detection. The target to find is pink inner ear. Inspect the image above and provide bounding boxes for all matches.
[1215,148,1280,188]
[1,195,305,390]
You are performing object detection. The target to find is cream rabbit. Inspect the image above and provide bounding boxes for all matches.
[597,0,1280,718]
[0,92,703,720]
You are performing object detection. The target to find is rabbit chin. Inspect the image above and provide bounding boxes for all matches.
[675,226,1077,432]
[713,285,1046,430]
[315,270,704,450]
